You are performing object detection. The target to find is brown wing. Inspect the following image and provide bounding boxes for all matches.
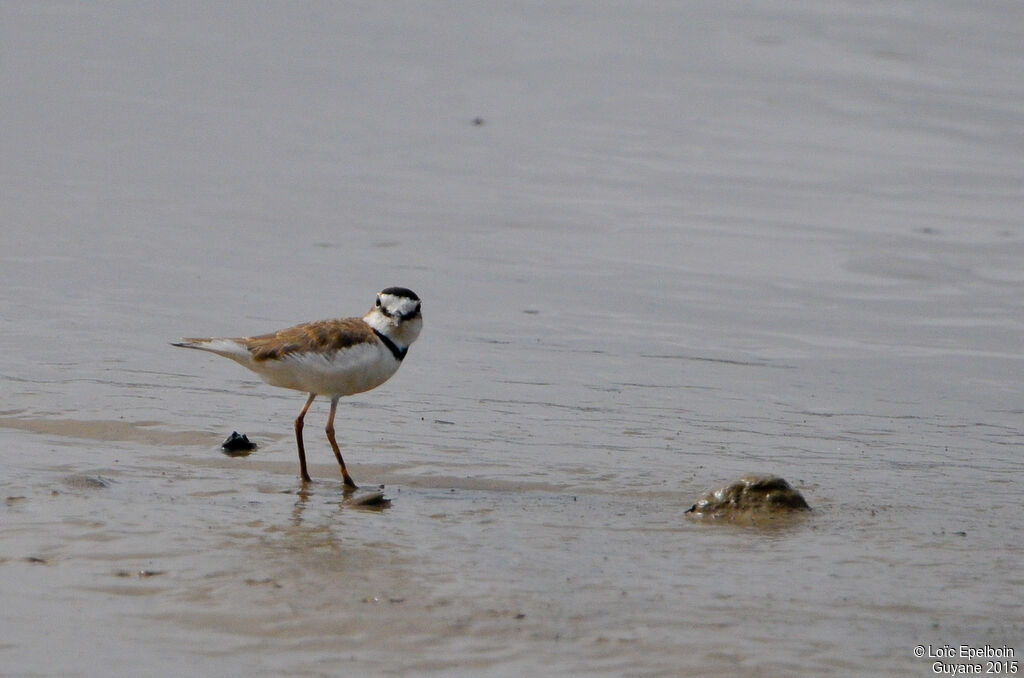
[244,318,377,362]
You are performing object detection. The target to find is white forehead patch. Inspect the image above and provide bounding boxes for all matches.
[379,293,420,317]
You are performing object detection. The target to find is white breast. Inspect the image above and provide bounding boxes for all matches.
[248,341,401,397]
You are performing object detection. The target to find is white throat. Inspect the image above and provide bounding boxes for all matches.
[364,308,422,348]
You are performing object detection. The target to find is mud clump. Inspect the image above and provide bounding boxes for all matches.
[686,475,810,526]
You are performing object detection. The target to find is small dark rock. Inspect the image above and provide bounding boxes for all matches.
[221,431,256,456]
[472,116,485,126]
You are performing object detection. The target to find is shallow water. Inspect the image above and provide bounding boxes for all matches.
[2,2,1022,676]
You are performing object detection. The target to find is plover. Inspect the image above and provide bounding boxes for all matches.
[173,287,422,487]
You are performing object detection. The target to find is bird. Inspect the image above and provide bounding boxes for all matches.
[172,287,422,487]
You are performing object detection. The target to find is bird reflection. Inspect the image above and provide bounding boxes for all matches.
[290,483,389,526]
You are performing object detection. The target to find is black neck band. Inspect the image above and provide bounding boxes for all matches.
[373,329,407,361]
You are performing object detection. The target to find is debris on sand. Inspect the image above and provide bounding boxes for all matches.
[221,431,256,456]
[62,474,111,489]
[345,488,390,508]
[686,475,810,526]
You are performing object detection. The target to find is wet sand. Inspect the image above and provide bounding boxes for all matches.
[2,2,1023,676]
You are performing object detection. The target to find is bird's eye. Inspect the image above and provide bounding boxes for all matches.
[376,298,381,307]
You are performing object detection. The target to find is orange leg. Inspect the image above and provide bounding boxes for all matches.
[294,393,317,483]
[326,396,357,488]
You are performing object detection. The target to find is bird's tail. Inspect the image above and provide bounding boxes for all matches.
[171,337,251,362]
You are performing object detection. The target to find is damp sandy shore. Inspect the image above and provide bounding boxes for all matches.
[2,2,1023,676]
